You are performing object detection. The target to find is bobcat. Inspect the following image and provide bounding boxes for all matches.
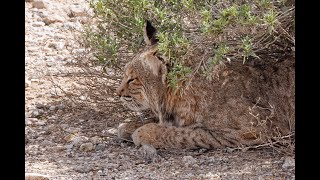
[116,21,295,156]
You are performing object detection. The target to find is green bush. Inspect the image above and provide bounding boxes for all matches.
[83,0,294,88]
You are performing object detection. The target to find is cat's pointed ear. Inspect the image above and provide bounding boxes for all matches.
[143,20,158,46]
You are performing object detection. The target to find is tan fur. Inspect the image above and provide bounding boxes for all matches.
[116,22,295,151]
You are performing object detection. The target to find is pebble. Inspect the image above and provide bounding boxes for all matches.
[64,134,76,143]
[74,166,92,173]
[49,105,56,111]
[36,136,44,141]
[55,55,65,61]
[30,110,40,117]
[64,127,80,134]
[43,47,52,52]
[32,21,45,27]
[35,103,47,109]
[69,6,87,17]
[54,34,66,39]
[91,136,102,145]
[48,41,65,50]
[43,15,65,25]
[25,79,31,87]
[72,136,88,147]
[80,142,94,152]
[95,144,106,151]
[65,144,74,151]
[40,140,54,146]
[182,156,196,167]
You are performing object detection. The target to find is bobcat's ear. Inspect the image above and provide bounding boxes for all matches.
[143,20,158,46]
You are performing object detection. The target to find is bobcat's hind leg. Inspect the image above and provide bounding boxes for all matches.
[132,123,242,150]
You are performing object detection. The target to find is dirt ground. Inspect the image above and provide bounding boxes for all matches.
[25,0,295,179]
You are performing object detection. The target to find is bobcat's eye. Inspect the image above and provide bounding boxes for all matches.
[127,78,135,84]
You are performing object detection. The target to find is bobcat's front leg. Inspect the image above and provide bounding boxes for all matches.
[117,118,156,141]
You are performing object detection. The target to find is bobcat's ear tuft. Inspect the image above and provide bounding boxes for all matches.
[143,20,158,46]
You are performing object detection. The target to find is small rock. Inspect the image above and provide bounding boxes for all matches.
[57,104,65,110]
[35,103,46,109]
[30,110,40,118]
[64,127,80,134]
[55,55,65,61]
[74,165,92,173]
[79,95,86,100]
[25,79,31,87]
[72,136,88,146]
[107,128,118,135]
[40,140,54,146]
[282,156,295,169]
[43,47,51,52]
[74,48,85,54]
[50,145,65,152]
[91,136,102,145]
[54,34,66,39]
[69,6,87,17]
[43,15,65,25]
[95,143,106,151]
[32,21,45,27]
[30,79,40,83]
[48,41,65,50]
[25,118,37,125]
[60,124,68,129]
[63,21,82,31]
[64,134,76,142]
[77,17,89,24]
[65,144,74,151]
[182,155,196,167]
[46,62,54,67]
[80,142,94,152]
[34,120,46,126]
[32,1,47,9]
[36,136,44,141]
[49,106,56,111]
[27,47,38,52]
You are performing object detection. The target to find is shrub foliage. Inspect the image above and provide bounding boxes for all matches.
[83,0,294,88]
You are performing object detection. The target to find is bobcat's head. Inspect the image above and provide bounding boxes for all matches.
[116,21,167,112]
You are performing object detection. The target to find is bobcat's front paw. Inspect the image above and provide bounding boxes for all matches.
[131,123,161,147]
[132,123,163,162]
[139,143,160,162]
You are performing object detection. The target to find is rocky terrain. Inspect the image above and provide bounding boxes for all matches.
[25,0,295,179]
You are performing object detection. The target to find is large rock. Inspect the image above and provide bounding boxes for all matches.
[32,1,47,9]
